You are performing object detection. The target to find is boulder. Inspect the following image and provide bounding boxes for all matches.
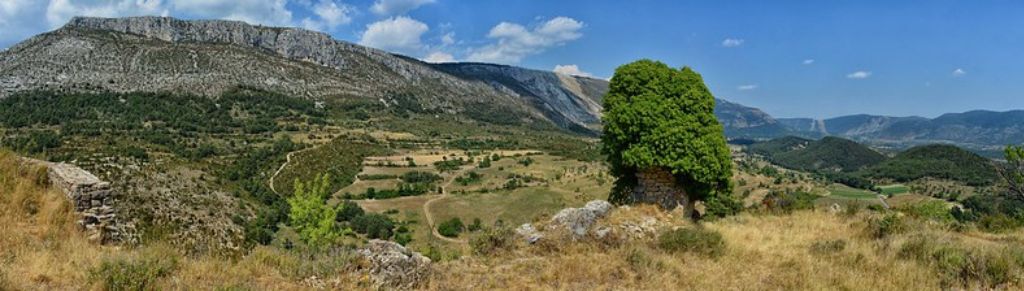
[515,223,542,244]
[548,200,614,237]
[357,240,432,289]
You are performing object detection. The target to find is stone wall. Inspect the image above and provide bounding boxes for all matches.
[632,167,693,216]
[23,158,126,243]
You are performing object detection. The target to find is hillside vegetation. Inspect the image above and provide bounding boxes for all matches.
[861,144,999,186]
[763,136,886,172]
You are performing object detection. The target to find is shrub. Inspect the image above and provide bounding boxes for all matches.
[657,228,725,257]
[437,218,465,238]
[898,200,953,223]
[351,213,395,240]
[867,213,904,239]
[897,235,1022,288]
[470,227,514,255]
[336,200,364,222]
[761,191,817,213]
[89,253,178,291]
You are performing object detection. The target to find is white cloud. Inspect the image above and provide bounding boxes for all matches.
[721,38,744,47]
[553,64,591,77]
[737,84,758,91]
[467,16,584,64]
[169,0,294,27]
[370,0,434,16]
[423,51,454,63]
[846,71,872,79]
[46,0,169,28]
[952,68,966,77]
[358,16,429,54]
[802,59,815,65]
[440,31,455,45]
[300,0,355,31]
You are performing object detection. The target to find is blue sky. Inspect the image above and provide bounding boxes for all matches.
[1,0,1023,118]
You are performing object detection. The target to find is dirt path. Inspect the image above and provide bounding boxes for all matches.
[423,165,476,244]
[269,146,317,195]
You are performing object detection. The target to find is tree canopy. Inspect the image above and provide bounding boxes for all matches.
[601,59,733,205]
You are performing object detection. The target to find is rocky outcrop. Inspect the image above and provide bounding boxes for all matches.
[357,240,432,289]
[22,158,130,244]
[431,63,607,132]
[548,200,614,237]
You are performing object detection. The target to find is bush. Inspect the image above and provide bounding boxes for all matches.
[351,213,395,240]
[335,200,364,223]
[898,200,953,223]
[761,191,817,213]
[897,235,1023,288]
[470,227,514,255]
[89,253,178,291]
[437,218,465,238]
[657,228,725,257]
[287,174,339,248]
[867,213,904,239]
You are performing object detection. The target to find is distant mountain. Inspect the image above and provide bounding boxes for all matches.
[771,111,1024,148]
[859,144,999,186]
[714,99,791,139]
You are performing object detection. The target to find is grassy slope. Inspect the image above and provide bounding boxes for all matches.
[4,151,1024,290]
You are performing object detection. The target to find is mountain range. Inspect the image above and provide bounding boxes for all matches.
[1,16,1022,148]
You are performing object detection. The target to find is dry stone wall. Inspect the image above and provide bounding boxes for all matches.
[23,158,128,244]
[632,167,693,216]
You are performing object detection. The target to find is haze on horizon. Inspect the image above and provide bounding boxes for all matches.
[1,0,1021,119]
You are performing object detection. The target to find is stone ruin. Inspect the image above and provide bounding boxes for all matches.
[632,167,694,217]
[22,158,127,244]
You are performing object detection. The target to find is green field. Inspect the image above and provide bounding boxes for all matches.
[878,184,910,195]
[826,184,880,200]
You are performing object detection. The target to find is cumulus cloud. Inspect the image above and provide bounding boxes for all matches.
[553,64,591,77]
[423,51,455,63]
[300,0,355,31]
[846,71,872,79]
[370,0,434,16]
[359,16,429,53]
[467,16,584,64]
[952,68,966,77]
[802,59,815,65]
[169,0,295,27]
[721,38,744,47]
[737,84,758,91]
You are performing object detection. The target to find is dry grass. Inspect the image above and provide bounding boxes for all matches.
[3,150,1023,290]
[432,208,1024,290]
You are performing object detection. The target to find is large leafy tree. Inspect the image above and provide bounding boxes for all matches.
[601,60,735,215]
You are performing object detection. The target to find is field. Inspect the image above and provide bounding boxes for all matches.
[345,149,611,252]
[879,184,910,195]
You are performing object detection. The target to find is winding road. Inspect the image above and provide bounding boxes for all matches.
[268,146,318,195]
[423,165,475,244]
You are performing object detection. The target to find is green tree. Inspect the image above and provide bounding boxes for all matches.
[601,60,734,217]
[287,174,338,248]
[1001,145,1024,199]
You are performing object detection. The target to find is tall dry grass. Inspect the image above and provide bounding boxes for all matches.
[0,151,364,290]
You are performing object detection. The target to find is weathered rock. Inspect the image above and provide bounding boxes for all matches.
[548,200,614,237]
[515,223,543,244]
[357,240,432,289]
